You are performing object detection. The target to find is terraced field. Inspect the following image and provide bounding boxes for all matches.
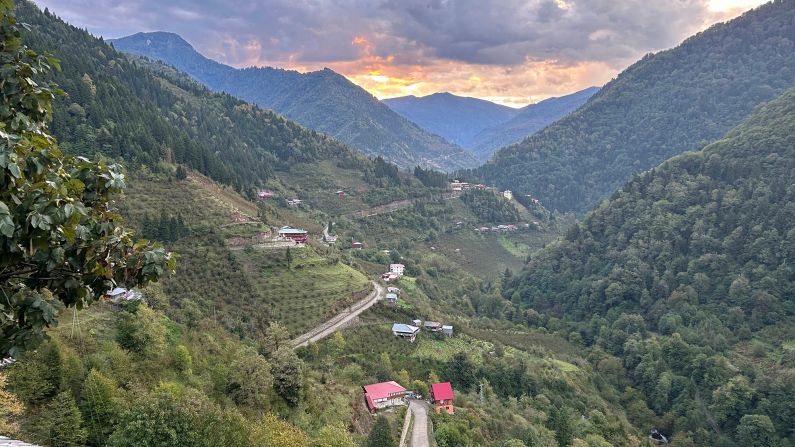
[235,246,370,335]
[120,168,371,336]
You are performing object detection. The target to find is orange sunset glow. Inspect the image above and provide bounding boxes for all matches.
[38,0,769,107]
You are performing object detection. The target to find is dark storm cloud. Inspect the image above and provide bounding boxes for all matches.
[36,0,720,68]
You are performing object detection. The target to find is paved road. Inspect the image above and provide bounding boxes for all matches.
[291,281,384,348]
[409,399,430,447]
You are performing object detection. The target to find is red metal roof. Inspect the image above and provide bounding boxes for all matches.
[363,381,406,400]
[431,382,454,401]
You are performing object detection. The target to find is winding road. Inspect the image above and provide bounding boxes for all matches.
[291,281,384,348]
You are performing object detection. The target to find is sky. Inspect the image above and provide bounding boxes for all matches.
[35,0,767,107]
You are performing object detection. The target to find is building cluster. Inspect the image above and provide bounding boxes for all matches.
[449,180,489,191]
[474,223,532,233]
[391,318,453,342]
[362,380,455,415]
[381,263,404,282]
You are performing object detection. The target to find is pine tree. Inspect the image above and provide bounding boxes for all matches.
[38,391,87,447]
[365,415,395,447]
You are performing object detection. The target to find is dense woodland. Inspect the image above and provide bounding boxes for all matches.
[473,0,795,214]
[504,86,795,446]
[20,2,370,191]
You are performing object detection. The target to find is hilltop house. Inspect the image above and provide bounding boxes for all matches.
[390,263,405,276]
[392,323,420,342]
[430,382,455,414]
[363,381,408,412]
[278,226,308,243]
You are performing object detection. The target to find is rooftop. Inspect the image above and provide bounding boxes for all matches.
[363,381,407,400]
[431,382,454,401]
[278,226,307,234]
[392,323,419,333]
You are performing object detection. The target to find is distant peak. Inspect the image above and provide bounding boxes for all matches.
[113,31,195,50]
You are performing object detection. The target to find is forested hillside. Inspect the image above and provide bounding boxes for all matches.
[504,85,795,446]
[110,32,477,171]
[474,0,795,214]
[20,3,370,193]
[383,92,516,148]
[469,87,599,160]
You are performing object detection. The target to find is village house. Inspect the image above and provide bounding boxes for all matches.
[412,319,422,327]
[336,190,345,198]
[104,287,141,303]
[381,272,399,282]
[286,198,302,206]
[430,382,455,414]
[352,241,364,249]
[502,190,513,200]
[257,190,275,199]
[385,292,399,305]
[392,323,420,342]
[449,181,469,191]
[278,226,308,244]
[323,234,338,244]
[363,381,408,412]
[423,321,443,332]
[442,325,454,337]
[390,263,405,276]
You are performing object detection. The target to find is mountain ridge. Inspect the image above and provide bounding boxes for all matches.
[384,87,598,160]
[110,31,478,171]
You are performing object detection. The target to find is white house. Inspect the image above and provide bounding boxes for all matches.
[390,263,405,276]
[392,323,420,342]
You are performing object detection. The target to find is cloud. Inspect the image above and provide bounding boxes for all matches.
[34,0,766,105]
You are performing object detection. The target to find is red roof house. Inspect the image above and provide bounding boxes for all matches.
[363,381,407,412]
[430,382,454,414]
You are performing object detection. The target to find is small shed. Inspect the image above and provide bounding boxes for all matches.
[412,319,422,327]
[352,241,364,249]
[424,321,443,332]
[442,325,454,337]
[385,292,398,305]
[387,287,400,294]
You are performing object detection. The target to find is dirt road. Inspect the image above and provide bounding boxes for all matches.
[291,281,383,348]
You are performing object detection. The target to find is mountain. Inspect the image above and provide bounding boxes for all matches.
[473,0,795,214]
[469,87,599,160]
[505,84,795,446]
[383,92,516,148]
[110,31,477,171]
[383,88,599,161]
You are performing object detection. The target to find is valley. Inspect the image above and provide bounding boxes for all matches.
[1,1,794,447]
